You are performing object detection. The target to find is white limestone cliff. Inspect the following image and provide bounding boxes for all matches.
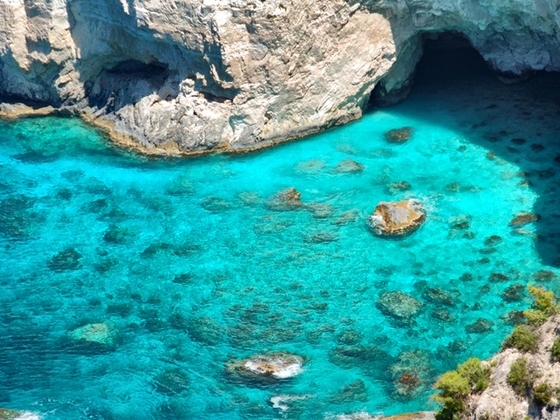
[1,0,560,155]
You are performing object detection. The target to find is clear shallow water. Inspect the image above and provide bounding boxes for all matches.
[2,63,560,419]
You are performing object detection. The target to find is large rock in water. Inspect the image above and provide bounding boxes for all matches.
[225,352,304,384]
[377,291,424,320]
[0,409,42,420]
[1,1,560,155]
[368,199,425,237]
[68,322,119,350]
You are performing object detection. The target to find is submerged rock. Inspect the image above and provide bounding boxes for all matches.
[387,181,412,195]
[225,352,304,383]
[306,203,334,219]
[334,159,365,174]
[465,318,494,334]
[333,210,360,226]
[295,159,326,174]
[448,215,471,230]
[47,247,82,271]
[509,211,540,227]
[266,188,302,211]
[484,235,502,246]
[201,196,232,212]
[421,287,455,306]
[377,291,424,319]
[103,224,131,244]
[186,316,224,345]
[68,322,119,349]
[330,379,368,404]
[391,350,433,399]
[304,231,338,243]
[502,284,525,302]
[533,270,557,282]
[368,199,425,237]
[152,368,189,395]
[385,127,413,143]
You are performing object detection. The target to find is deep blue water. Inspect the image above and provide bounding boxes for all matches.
[2,57,560,419]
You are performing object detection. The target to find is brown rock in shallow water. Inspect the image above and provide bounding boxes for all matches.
[266,188,302,211]
[225,352,304,383]
[334,158,365,174]
[385,127,413,143]
[509,211,540,227]
[368,199,425,237]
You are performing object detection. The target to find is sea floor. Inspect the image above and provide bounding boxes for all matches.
[2,52,560,419]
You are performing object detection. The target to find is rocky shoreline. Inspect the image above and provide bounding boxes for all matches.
[2,1,560,155]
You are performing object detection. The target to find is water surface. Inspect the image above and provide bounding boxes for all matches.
[2,55,560,419]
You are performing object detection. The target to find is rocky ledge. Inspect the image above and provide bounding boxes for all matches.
[2,1,560,155]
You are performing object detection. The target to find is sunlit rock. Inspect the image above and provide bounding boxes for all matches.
[225,352,304,383]
[368,199,425,237]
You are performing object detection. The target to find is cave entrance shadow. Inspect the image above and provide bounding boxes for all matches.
[372,32,560,268]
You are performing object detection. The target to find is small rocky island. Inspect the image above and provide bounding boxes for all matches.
[368,199,426,237]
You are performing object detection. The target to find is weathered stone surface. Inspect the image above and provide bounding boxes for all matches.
[463,316,560,420]
[2,1,560,155]
[225,352,304,383]
[368,199,425,237]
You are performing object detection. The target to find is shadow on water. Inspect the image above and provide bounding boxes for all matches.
[374,32,560,268]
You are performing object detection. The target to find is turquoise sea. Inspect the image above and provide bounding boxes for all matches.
[2,47,560,419]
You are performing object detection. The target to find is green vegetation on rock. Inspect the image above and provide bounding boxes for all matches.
[433,358,491,420]
[507,357,533,396]
[502,324,539,353]
[523,285,559,326]
[533,382,553,406]
[551,337,560,363]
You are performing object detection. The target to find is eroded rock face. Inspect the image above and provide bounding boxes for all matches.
[2,1,560,155]
[368,199,425,237]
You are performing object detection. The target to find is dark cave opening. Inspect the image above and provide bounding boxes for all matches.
[372,30,560,268]
[414,31,491,84]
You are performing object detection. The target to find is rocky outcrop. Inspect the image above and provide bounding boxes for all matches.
[462,316,560,420]
[2,1,560,155]
[225,352,304,383]
[368,199,425,236]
